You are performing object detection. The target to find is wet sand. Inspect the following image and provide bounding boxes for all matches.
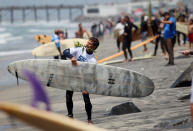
[0,36,193,131]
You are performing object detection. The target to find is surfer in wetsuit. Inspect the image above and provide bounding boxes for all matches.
[52,30,65,59]
[122,15,138,62]
[63,37,99,124]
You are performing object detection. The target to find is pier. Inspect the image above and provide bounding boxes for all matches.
[0,5,84,23]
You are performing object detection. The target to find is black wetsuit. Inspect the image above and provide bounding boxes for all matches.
[63,48,92,120]
[66,90,92,120]
[152,19,167,56]
[123,21,138,59]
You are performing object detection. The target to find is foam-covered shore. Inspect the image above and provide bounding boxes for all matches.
[0,36,193,130]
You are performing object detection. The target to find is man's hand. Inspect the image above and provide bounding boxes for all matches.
[183,50,190,56]
[71,57,77,66]
[123,33,128,36]
[161,20,172,24]
[82,90,88,95]
[59,51,63,56]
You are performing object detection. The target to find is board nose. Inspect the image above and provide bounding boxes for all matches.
[7,65,11,73]
[7,63,14,74]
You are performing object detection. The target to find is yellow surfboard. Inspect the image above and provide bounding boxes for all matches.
[98,36,158,64]
[32,38,88,57]
[0,102,108,131]
[34,35,52,44]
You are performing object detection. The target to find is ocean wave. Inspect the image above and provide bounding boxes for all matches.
[0,20,72,26]
[0,36,23,44]
[6,36,23,41]
[0,28,6,32]
[0,20,92,29]
[28,29,52,33]
[0,33,12,38]
[0,49,32,56]
[0,39,6,44]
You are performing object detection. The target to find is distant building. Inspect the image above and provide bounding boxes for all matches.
[83,0,180,17]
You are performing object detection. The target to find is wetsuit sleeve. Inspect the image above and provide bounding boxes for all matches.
[63,49,73,59]
[132,23,138,32]
[190,51,193,55]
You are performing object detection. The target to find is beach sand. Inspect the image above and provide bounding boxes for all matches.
[0,36,193,131]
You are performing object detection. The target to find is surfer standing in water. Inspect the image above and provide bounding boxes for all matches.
[63,37,99,124]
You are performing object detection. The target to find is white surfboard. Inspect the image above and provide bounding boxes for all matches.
[83,31,92,39]
[176,22,188,34]
[32,38,88,57]
[8,59,154,97]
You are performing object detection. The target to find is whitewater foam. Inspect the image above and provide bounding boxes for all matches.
[0,49,32,56]
[0,39,6,44]
[0,33,12,38]
[0,28,6,32]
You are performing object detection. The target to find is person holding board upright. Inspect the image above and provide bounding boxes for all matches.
[63,37,99,124]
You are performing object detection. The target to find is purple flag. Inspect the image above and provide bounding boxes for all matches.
[23,70,51,111]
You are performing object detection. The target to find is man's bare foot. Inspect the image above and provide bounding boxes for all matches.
[164,54,168,60]
[123,59,128,63]
[143,48,148,52]
[88,120,93,124]
[129,58,134,62]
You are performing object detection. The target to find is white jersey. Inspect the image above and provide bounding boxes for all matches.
[70,47,97,64]
[115,22,124,35]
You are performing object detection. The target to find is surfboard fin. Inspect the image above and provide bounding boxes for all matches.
[23,70,51,111]
[15,71,19,86]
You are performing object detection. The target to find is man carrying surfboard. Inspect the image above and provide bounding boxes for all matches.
[63,37,99,124]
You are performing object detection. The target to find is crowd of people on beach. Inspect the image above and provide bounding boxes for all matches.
[108,6,193,65]
[47,4,193,124]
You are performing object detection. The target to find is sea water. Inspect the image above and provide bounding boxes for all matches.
[0,0,130,88]
[0,20,93,88]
